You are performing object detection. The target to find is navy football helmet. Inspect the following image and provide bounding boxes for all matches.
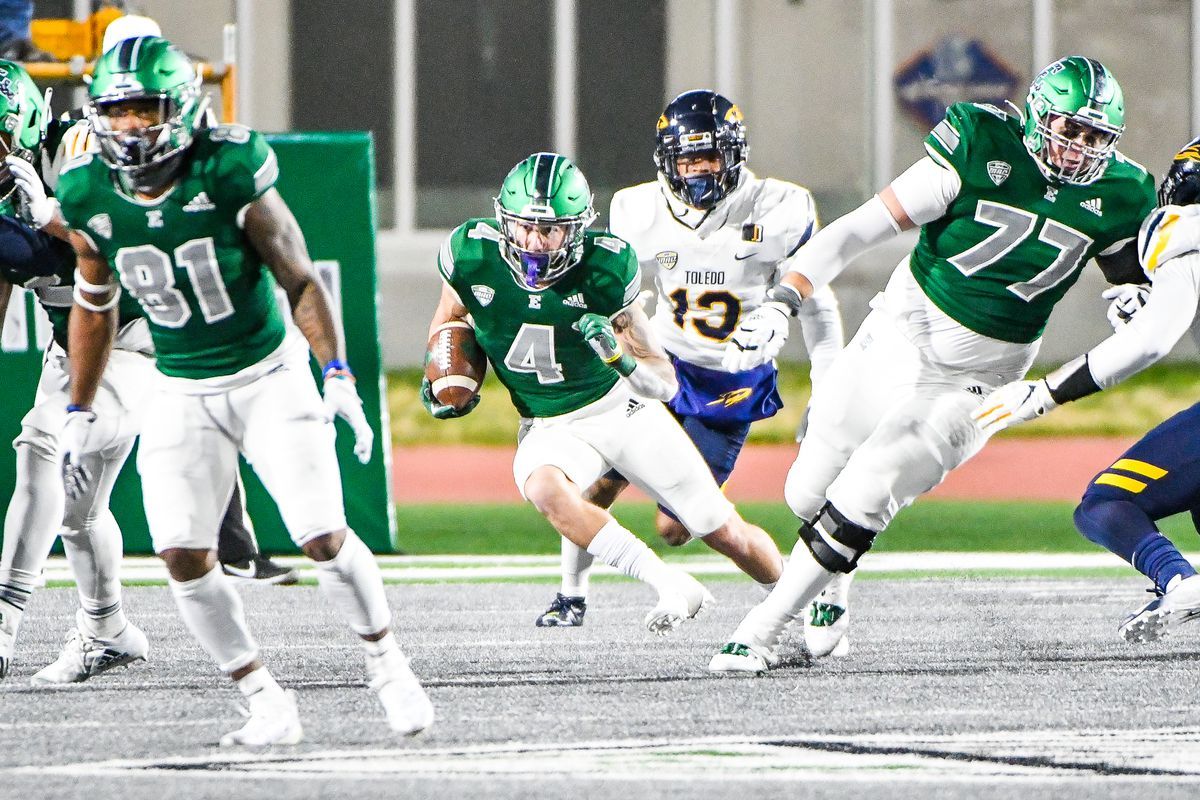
[653,89,747,210]
[1159,137,1200,206]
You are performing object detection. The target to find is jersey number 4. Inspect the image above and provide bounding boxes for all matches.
[504,324,565,384]
[114,237,233,328]
[949,200,1094,301]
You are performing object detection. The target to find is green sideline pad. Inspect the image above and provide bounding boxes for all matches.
[394,498,1200,556]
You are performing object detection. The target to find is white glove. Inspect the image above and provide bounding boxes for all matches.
[722,302,790,372]
[59,408,97,501]
[973,379,1057,434]
[6,155,58,229]
[1102,284,1150,330]
[323,375,374,464]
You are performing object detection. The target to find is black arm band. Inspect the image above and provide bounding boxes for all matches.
[1046,355,1102,405]
[766,282,804,317]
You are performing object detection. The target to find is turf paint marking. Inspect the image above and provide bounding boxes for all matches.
[11,729,1200,784]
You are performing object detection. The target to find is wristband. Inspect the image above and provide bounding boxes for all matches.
[1045,355,1101,405]
[66,404,92,413]
[766,283,804,317]
[607,352,636,377]
[322,359,353,380]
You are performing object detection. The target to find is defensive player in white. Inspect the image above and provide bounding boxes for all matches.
[976,139,1200,640]
[708,57,1156,672]
[534,90,844,630]
[57,37,430,745]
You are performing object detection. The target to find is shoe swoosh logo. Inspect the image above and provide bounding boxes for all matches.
[223,564,257,578]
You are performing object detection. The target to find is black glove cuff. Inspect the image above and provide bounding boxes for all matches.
[767,283,804,317]
[1046,355,1101,405]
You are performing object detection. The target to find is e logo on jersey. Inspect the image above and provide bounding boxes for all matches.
[655,251,678,270]
[87,213,112,239]
[146,209,164,228]
[471,285,494,306]
[986,161,1011,186]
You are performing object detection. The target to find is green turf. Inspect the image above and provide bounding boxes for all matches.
[393,497,1200,555]
[390,362,1200,445]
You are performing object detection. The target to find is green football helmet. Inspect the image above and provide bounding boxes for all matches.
[1022,56,1124,185]
[86,36,206,191]
[0,60,47,203]
[494,152,597,289]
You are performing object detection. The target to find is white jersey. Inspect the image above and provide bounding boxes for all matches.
[610,170,818,370]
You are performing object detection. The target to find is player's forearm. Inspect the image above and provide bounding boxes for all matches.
[67,306,116,407]
[288,278,342,367]
[1082,257,1200,391]
[623,354,678,402]
[796,284,845,386]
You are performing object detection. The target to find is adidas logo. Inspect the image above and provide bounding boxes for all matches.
[1080,198,1102,217]
[562,292,587,309]
[182,191,216,212]
[625,398,644,417]
[965,385,984,397]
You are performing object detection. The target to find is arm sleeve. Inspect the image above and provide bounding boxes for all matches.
[887,156,962,225]
[781,194,901,291]
[796,284,844,386]
[1086,253,1200,387]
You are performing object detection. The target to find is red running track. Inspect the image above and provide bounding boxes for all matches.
[392,437,1136,504]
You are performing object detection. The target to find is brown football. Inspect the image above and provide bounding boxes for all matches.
[425,321,487,411]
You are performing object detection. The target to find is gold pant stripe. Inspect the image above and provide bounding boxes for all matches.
[1095,473,1148,494]
[1110,459,1168,480]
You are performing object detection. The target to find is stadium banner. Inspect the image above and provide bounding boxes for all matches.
[0,132,398,554]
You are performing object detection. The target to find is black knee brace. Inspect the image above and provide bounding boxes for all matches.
[797,502,878,574]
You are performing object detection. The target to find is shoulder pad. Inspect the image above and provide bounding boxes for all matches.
[752,178,817,248]
[608,182,658,237]
[1139,204,1200,275]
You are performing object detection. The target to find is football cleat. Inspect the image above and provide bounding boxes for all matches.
[0,600,21,679]
[367,649,434,736]
[535,593,587,627]
[804,573,852,658]
[221,555,300,586]
[30,611,149,685]
[1120,574,1200,643]
[644,573,713,636]
[708,641,778,675]
[220,688,304,747]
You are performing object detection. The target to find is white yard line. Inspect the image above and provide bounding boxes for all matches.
[32,551,1173,586]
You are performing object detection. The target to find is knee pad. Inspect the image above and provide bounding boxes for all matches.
[797,502,878,574]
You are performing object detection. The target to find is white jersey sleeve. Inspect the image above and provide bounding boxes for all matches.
[612,174,830,371]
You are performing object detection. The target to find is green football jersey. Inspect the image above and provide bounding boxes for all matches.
[56,125,286,378]
[439,219,641,418]
[915,102,1156,343]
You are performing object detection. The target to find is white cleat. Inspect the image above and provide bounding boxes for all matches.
[0,601,21,679]
[220,688,304,747]
[31,612,149,686]
[367,649,434,735]
[644,573,713,636]
[804,572,851,658]
[708,641,778,675]
[1120,574,1200,643]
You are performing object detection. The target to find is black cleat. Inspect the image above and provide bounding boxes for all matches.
[221,555,299,586]
[535,593,586,627]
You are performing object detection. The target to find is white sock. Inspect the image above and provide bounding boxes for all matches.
[63,511,127,639]
[561,537,594,598]
[362,630,401,658]
[585,520,675,596]
[168,566,260,673]
[236,665,284,698]
[313,530,392,637]
[0,443,67,611]
[731,536,836,649]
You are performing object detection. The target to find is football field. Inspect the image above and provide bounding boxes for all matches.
[4,564,1200,799]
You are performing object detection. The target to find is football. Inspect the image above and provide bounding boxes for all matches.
[425,321,487,411]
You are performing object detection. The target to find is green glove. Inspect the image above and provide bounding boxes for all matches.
[420,376,480,419]
[573,312,635,376]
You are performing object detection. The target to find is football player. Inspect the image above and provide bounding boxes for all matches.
[534,90,845,633]
[708,56,1156,673]
[425,151,784,635]
[57,38,431,745]
[975,139,1200,642]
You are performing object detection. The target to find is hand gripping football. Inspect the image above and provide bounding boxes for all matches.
[425,321,487,411]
